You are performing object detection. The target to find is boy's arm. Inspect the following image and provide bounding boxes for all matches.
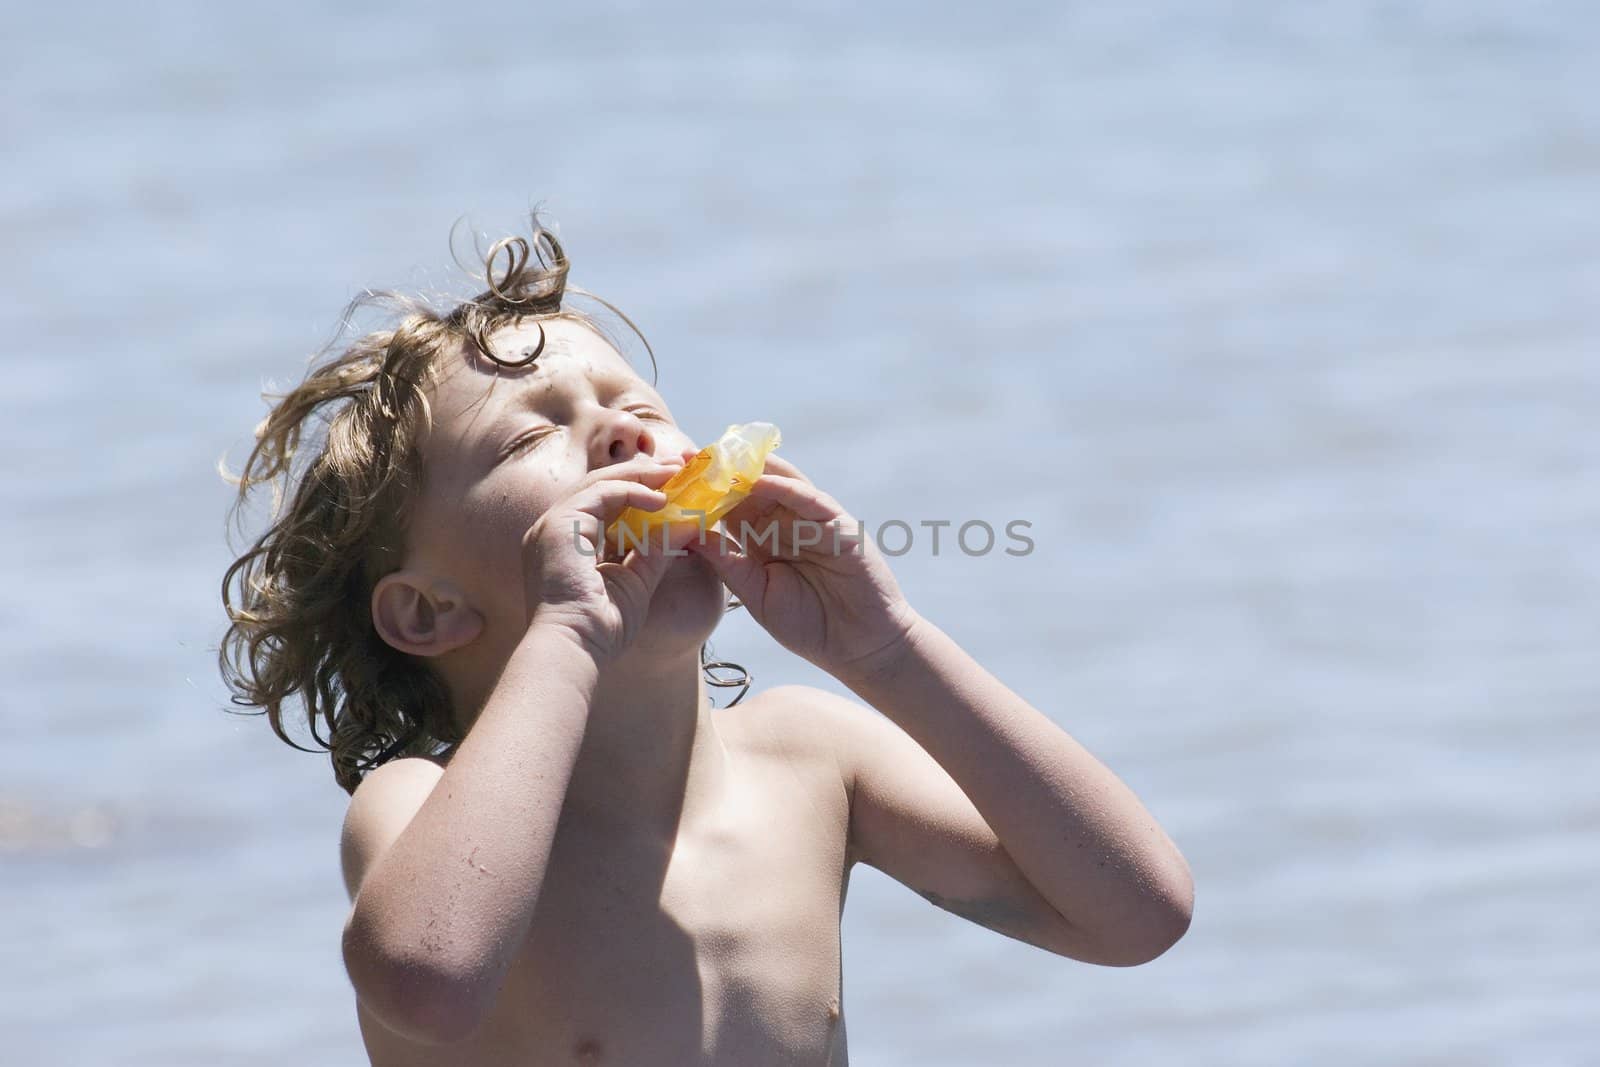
[338,622,602,1044]
[815,615,1193,966]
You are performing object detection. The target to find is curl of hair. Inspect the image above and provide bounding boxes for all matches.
[219,213,730,795]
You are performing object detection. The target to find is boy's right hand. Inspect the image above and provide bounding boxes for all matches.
[520,453,695,662]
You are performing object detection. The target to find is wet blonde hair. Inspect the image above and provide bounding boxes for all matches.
[218,218,671,794]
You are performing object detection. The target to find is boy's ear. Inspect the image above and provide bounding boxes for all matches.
[371,572,484,657]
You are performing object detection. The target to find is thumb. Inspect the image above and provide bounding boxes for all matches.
[688,528,766,609]
[616,521,696,595]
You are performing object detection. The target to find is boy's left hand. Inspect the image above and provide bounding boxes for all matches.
[685,454,920,683]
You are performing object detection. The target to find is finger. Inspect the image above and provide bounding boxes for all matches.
[586,453,684,489]
[623,516,702,575]
[605,518,710,606]
[618,512,710,561]
[744,473,843,523]
[599,503,710,566]
[686,528,767,608]
[527,479,670,556]
[610,535,674,600]
[718,489,783,536]
[568,478,671,527]
[763,453,813,484]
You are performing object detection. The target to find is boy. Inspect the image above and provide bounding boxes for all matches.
[220,224,1192,1065]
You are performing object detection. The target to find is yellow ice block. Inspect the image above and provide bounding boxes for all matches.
[606,422,782,554]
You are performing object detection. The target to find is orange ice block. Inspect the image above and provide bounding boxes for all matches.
[605,422,782,554]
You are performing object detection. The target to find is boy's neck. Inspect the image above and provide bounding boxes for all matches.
[559,643,729,847]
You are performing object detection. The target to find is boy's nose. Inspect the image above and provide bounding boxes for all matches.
[593,410,656,467]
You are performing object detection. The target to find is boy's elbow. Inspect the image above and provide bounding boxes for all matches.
[1105,862,1194,967]
[1113,896,1193,967]
[1066,849,1192,968]
[341,912,494,1045]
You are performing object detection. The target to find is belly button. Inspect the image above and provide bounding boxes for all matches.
[575,1036,604,1063]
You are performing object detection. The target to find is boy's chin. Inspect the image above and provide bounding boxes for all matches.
[635,551,727,649]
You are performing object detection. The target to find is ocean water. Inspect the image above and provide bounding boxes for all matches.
[3,2,1597,1063]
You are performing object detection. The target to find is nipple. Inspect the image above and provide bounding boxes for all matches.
[605,421,782,555]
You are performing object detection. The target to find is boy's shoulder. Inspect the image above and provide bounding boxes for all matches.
[721,683,845,745]
[717,684,876,788]
[337,754,448,901]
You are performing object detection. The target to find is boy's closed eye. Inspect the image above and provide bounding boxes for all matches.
[498,404,675,462]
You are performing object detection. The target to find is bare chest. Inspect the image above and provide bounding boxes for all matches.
[495,750,852,1064]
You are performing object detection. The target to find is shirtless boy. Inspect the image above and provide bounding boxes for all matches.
[220,222,1193,1065]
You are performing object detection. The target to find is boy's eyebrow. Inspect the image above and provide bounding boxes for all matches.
[467,374,669,466]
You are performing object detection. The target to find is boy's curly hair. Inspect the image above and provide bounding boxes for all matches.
[219,217,745,795]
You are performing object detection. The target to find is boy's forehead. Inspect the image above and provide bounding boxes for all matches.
[423,318,653,456]
[436,319,642,408]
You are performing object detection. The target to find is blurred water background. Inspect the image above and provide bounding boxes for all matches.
[3,2,1597,1063]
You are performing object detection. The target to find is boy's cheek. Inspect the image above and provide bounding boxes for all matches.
[646,421,696,456]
